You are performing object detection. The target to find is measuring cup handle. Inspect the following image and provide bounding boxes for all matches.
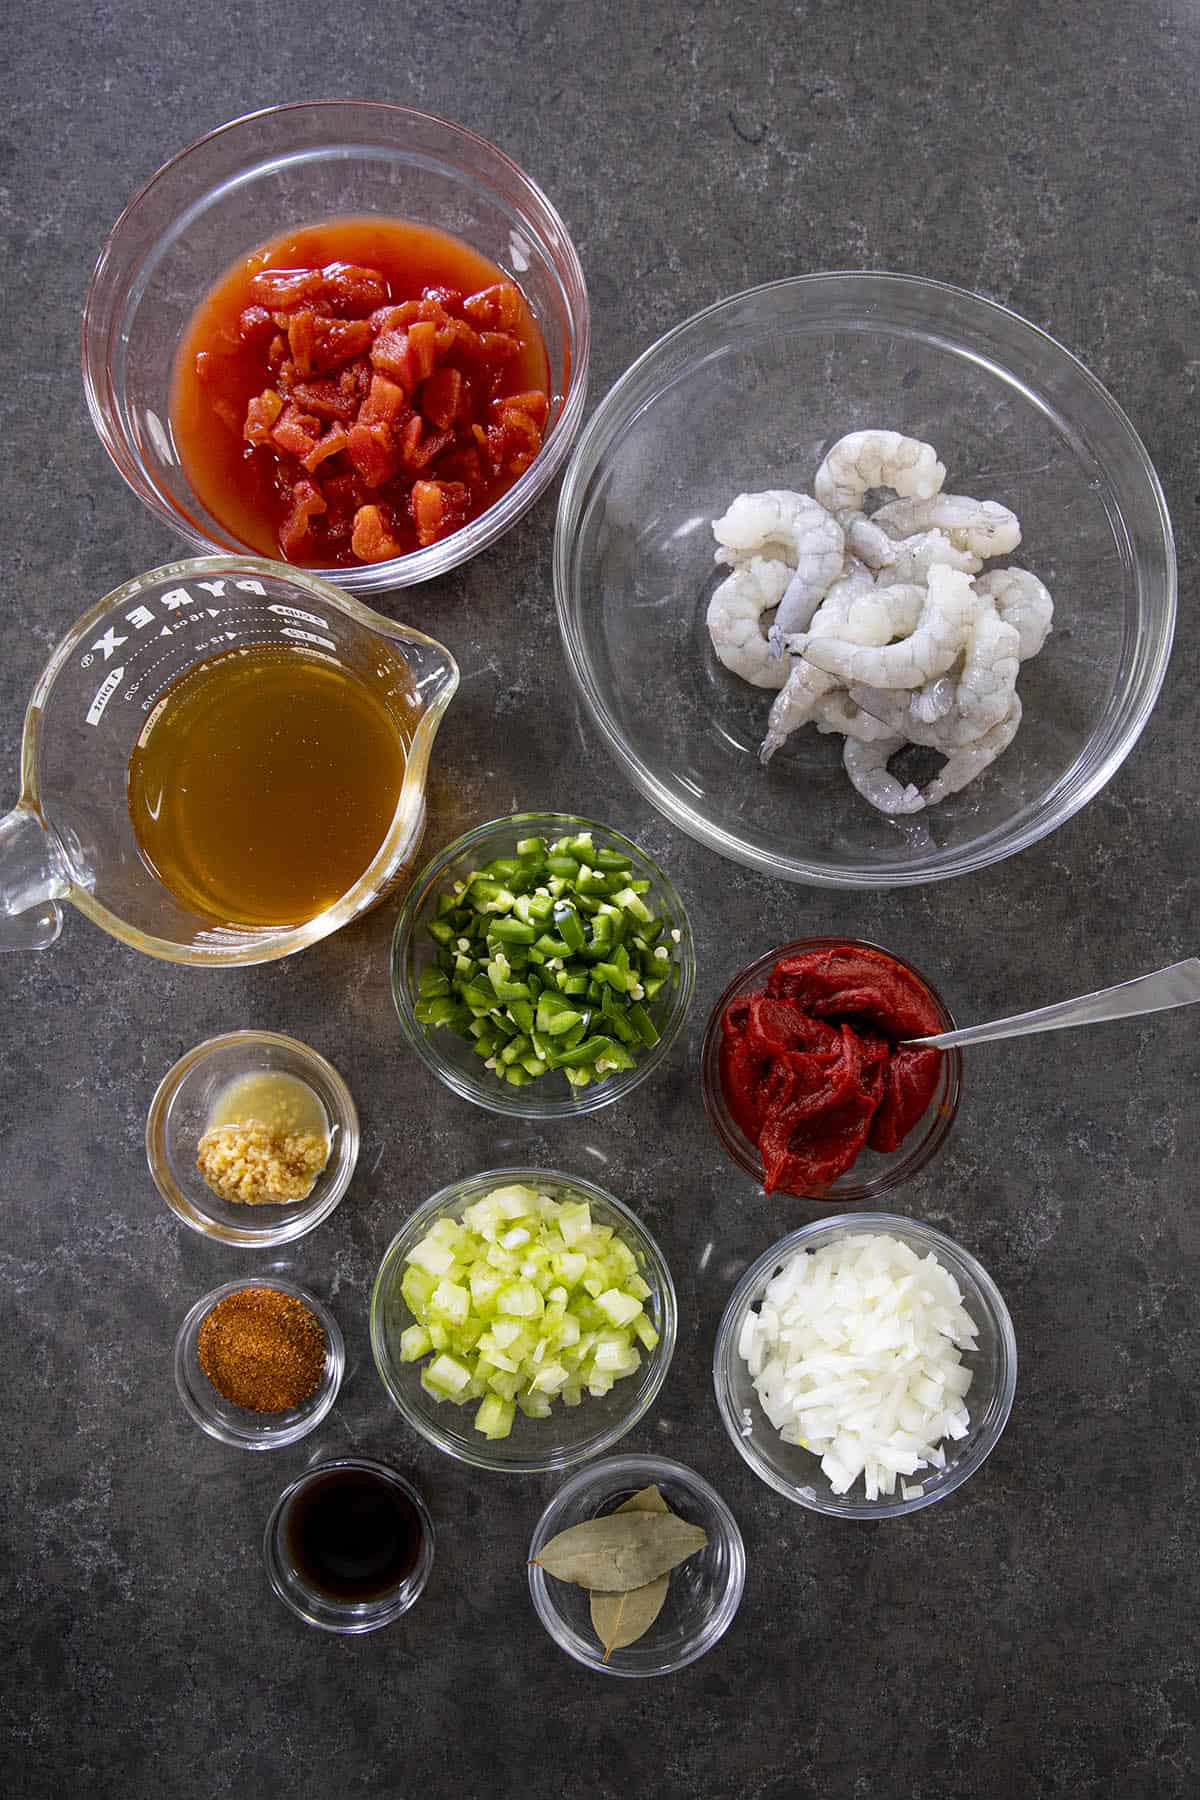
[0,806,66,951]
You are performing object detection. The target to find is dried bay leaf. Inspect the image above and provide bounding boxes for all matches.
[615,1484,669,1516]
[533,1511,708,1592]
[589,1484,671,1661]
[590,1579,668,1661]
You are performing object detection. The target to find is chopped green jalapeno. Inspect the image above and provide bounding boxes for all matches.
[416,828,683,1090]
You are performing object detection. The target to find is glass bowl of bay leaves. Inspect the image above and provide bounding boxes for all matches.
[527,1455,745,1676]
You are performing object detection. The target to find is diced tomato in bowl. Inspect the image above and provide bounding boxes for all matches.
[173,223,554,572]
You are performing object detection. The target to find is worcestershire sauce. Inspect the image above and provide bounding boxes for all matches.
[285,1466,422,1602]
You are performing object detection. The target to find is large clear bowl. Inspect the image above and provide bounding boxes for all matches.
[83,101,589,594]
[555,272,1175,887]
[369,1168,677,1474]
[713,1214,1017,1518]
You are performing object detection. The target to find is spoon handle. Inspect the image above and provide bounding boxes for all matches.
[906,958,1200,1050]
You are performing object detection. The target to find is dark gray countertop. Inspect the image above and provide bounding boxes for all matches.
[3,4,1198,1796]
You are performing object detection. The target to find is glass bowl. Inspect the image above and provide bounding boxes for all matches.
[555,271,1176,887]
[263,1457,434,1634]
[83,100,589,593]
[700,937,962,1202]
[369,1168,677,1473]
[391,812,695,1119]
[527,1455,745,1677]
[174,1275,344,1449]
[713,1214,1017,1518]
[147,1030,359,1246]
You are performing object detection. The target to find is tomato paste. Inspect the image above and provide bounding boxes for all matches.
[171,217,552,567]
[718,944,944,1195]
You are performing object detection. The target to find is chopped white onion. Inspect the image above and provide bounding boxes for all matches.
[739,1233,977,1498]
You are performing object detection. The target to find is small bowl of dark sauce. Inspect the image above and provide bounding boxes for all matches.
[264,1457,434,1633]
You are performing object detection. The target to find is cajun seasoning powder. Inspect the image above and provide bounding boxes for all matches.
[197,1287,327,1413]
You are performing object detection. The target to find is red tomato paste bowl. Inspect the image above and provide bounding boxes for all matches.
[700,938,962,1203]
[82,101,589,593]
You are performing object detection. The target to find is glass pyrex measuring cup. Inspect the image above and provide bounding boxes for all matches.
[0,556,458,963]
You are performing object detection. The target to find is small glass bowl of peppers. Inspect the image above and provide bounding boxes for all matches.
[700,938,962,1203]
[391,812,695,1117]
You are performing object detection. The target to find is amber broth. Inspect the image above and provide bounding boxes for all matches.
[170,215,551,561]
[128,644,416,928]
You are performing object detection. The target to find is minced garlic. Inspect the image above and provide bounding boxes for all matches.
[196,1120,328,1206]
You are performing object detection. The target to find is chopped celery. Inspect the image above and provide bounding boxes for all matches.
[475,1393,516,1439]
[596,1288,643,1328]
[424,1353,473,1396]
[634,1314,660,1351]
[397,1184,659,1439]
[405,1237,457,1277]
[399,1324,431,1362]
[429,1278,470,1327]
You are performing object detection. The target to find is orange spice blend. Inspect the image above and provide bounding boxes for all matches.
[197,1287,327,1413]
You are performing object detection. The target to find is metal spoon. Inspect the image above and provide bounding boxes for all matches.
[904,958,1200,1050]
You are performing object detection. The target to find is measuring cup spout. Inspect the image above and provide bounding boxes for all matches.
[0,805,67,951]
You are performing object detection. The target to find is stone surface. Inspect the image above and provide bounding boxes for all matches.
[2,3,1198,1796]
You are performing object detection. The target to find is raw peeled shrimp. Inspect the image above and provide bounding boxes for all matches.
[805,558,880,620]
[922,695,1023,806]
[849,682,999,752]
[707,431,1052,815]
[814,430,946,516]
[713,490,844,619]
[910,672,958,724]
[713,488,825,556]
[886,528,980,585]
[812,431,946,578]
[842,735,924,815]
[866,581,926,641]
[844,693,1023,814]
[849,603,1019,746]
[955,606,1021,734]
[873,494,1022,561]
[848,684,924,742]
[767,577,929,759]
[778,579,925,660]
[849,665,959,739]
[841,513,900,570]
[975,567,1054,661]
[801,565,980,690]
[761,662,840,762]
[772,510,846,638]
[706,556,795,689]
[760,561,884,761]
[812,691,898,742]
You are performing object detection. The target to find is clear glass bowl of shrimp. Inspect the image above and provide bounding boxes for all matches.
[555,272,1176,887]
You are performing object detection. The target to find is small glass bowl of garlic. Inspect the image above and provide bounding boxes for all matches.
[146,1030,359,1247]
